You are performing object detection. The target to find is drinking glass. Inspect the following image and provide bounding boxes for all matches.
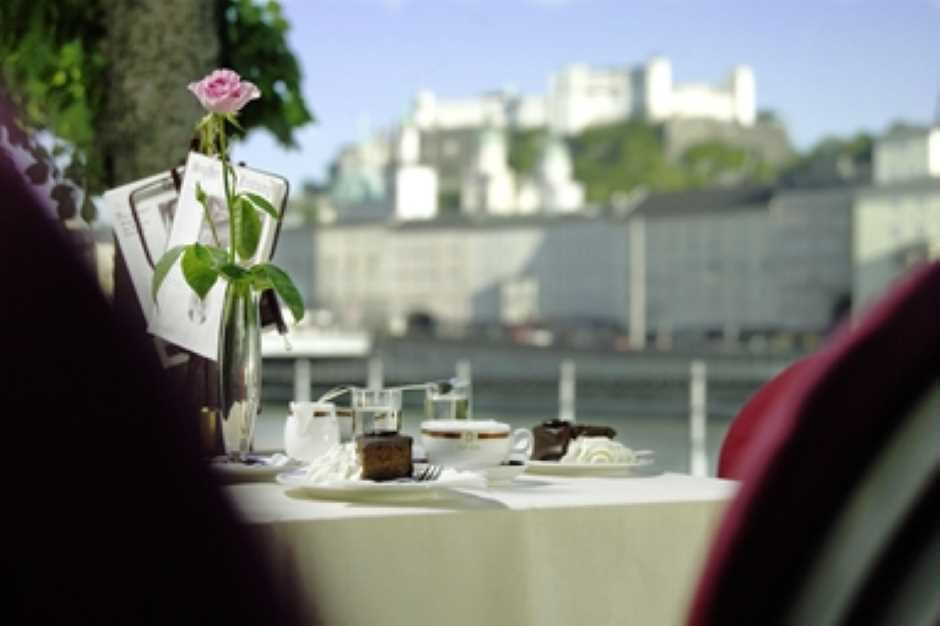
[350,387,403,433]
[424,378,472,421]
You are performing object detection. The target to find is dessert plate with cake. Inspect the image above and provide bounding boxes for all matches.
[525,420,655,476]
[276,435,486,500]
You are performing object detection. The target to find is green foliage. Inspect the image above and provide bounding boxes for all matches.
[234,195,262,259]
[437,190,461,213]
[498,121,782,203]
[254,263,304,322]
[508,128,549,175]
[0,1,108,198]
[569,121,684,203]
[780,131,873,186]
[218,0,314,147]
[181,243,220,299]
[244,191,279,219]
[151,112,304,322]
[152,241,305,323]
[679,141,774,187]
[0,0,313,198]
[152,245,186,301]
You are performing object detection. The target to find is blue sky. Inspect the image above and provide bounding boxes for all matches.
[237,0,940,191]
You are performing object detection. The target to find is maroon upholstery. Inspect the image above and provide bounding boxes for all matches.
[717,356,812,479]
[688,262,940,625]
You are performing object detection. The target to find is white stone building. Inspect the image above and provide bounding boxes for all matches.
[460,129,585,216]
[853,179,940,307]
[393,122,438,220]
[412,56,756,136]
[311,216,628,332]
[854,125,940,308]
[309,185,856,344]
[533,135,586,213]
[314,126,940,341]
[460,128,518,215]
[873,125,940,185]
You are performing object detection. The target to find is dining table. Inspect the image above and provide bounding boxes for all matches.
[224,469,737,626]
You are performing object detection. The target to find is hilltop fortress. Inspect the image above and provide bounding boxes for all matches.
[413,56,755,134]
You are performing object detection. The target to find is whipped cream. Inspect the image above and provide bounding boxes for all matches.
[304,442,362,483]
[560,436,635,464]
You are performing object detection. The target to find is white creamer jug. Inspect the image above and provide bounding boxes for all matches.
[284,401,340,463]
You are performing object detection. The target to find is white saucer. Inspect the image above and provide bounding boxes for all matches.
[475,462,527,486]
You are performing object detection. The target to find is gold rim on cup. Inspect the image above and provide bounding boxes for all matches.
[421,430,509,440]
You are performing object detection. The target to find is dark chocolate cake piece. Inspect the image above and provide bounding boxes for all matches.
[356,432,413,481]
[531,420,616,461]
[572,424,616,440]
[531,420,575,461]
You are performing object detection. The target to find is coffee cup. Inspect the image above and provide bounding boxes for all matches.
[421,419,532,469]
[285,401,340,463]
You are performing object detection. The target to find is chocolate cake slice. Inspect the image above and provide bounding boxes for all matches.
[531,420,616,461]
[356,432,413,481]
[572,423,617,440]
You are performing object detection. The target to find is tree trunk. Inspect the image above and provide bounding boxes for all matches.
[102,1,221,427]
[100,0,219,186]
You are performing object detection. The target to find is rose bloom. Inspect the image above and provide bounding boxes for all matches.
[188,68,260,114]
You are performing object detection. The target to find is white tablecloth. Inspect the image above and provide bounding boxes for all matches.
[226,472,736,626]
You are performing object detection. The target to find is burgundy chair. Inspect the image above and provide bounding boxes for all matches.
[717,355,813,479]
[688,262,940,625]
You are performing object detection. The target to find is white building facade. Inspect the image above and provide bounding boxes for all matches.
[412,56,756,136]
[854,126,940,308]
[312,217,629,332]
[393,123,438,220]
[310,185,856,342]
[873,126,940,185]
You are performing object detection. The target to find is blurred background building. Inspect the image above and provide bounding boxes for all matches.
[293,110,940,354]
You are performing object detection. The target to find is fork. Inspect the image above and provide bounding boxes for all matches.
[414,464,443,482]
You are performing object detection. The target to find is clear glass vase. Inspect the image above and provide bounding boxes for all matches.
[218,281,262,460]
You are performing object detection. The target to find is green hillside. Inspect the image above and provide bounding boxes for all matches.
[508,120,871,204]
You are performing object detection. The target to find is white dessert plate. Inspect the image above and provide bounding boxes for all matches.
[210,454,301,482]
[525,451,655,476]
[276,467,486,500]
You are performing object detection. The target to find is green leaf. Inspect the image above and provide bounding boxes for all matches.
[260,263,304,323]
[180,243,219,299]
[236,196,261,260]
[195,182,207,205]
[206,245,229,268]
[244,191,279,219]
[249,265,273,291]
[151,245,186,301]
[220,263,249,281]
[224,112,245,132]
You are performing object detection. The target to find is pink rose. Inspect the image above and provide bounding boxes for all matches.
[188,68,260,114]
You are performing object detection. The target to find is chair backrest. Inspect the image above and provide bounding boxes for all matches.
[688,262,940,625]
[783,380,940,624]
[716,355,812,479]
